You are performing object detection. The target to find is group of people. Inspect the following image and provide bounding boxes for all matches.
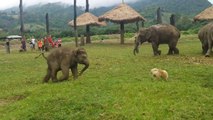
[19,35,62,52]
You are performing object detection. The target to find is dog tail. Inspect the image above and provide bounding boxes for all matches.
[35,52,47,60]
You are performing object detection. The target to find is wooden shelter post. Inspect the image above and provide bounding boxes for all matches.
[46,13,50,35]
[85,0,91,44]
[136,21,139,31]
[170,14,176,26]
[141,21,144,27]
[19,0,24,37]
[74,0,78,47]
[157,7,162,24]
[120,22,124,44]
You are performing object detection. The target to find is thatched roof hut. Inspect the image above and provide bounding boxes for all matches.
[194,6,213,21]
[68,12,106,44]
[99,3,146,44]
[99,3,146,24]
[68,12,106,27]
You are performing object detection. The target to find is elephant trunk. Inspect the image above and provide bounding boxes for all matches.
[79,62,89,76]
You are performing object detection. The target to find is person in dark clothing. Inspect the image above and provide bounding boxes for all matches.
[5,39,10,54]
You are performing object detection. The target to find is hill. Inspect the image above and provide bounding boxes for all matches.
[0,0,211,37]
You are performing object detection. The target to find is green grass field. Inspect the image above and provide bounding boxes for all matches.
[0,34,213,120]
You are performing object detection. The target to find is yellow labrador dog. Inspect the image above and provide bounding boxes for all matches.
[150,68,168,80]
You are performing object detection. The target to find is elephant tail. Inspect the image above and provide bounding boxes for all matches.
[35,52,47,60]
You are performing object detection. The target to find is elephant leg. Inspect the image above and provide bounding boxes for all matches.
[205,40,212,57]
[51,69,58,82]
[58,67,69,82]
[43,68,51,83]
[202,46,207,54]
[71,66,78,80]
[152,43,160,56]
[168,41,178,55]
[173,47,179,54]
[167,46,173,55]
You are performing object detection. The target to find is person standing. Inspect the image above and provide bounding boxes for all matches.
[47,35,54,48]
[38,40,43,51]
[31,36,36,50]
[5,39,10,54]
[43,36,49,51]
[21,36,27,51]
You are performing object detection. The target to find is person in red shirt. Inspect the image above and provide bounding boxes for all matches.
[38,40,43,51]
[47,35,54,48]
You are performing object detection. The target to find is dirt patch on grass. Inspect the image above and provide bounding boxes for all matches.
[182,56,213,65]
[0,95,27,106]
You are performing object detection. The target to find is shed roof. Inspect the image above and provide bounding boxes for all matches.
[99,3,146,24]
[68,12,106,27]
[194,6,213,21]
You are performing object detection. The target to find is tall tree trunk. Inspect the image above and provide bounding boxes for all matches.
[120,22,124,44]
[46,13,49,35]
[170,14,176,26]
[85,0,91,44]
[19,0,24,37]
[157,7,162,24]
[74,0,78,47]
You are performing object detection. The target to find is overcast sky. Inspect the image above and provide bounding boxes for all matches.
[0,0,139,10]
[0,0,212,10]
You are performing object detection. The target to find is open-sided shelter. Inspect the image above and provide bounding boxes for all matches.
[194,6,213,21]
[68,12,106,43]
[99,3,146,44]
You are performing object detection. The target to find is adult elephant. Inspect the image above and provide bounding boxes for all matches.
[133,24,180,56]
[200,22,213,57]
[198,23,213,55]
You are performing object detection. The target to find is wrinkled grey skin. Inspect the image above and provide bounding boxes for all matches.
[199,22,213,57]
[133,24,180,56]
[43,47,89,83]
[198,23,213,55]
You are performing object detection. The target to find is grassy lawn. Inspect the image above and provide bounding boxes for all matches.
[0,34,213,119]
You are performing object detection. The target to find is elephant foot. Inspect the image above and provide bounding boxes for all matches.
[205,54,210,57]
[157,50,161,55]
[154,53,160,56]
[174,50,179,54]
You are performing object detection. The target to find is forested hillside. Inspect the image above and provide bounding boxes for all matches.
[0,0,211,37]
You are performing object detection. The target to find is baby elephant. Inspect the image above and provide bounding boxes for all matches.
[42,47,89,83]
